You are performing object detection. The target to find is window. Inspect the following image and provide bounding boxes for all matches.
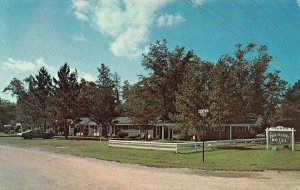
[140,126,146,133]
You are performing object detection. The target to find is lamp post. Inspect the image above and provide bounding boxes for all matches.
[198,109,209,162]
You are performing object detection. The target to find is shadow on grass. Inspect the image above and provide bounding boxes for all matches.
[21,138,55,140]
[54,136,103,141]
[216,146,260,151]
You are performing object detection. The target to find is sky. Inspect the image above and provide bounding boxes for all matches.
[0,0,300,101]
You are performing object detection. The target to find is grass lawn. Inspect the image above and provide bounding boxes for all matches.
[0,132,16,136]
[0,136,299,171]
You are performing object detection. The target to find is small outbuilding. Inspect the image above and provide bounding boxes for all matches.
[68,117,101,137]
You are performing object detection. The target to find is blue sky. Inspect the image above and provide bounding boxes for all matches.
[0,0,300,101]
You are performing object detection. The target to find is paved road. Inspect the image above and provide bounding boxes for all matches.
[0,145,299,190]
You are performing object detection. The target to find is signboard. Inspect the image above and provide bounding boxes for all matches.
[269,132,291,144]
[198,109,209,113]
[266,126,296,151]
[198,109,209,117]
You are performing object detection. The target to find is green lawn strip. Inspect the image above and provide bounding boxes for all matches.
[0,132,18,137]
[0,137,299,171]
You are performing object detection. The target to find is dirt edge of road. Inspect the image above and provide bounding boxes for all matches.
[0,145,299,190]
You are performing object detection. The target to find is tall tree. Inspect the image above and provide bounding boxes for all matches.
[216,43,286,126]
[124,77,162,124]
[26,67,53,131]
[264,71,287,125]
[175,60,214,141]
[3,78,39,128]
[113,72,122,115]
[52,63,82,138]
[142,39,195,120]
[0,98,16,130]
[3,78,25,98]
[209,59,233,134]
[124,77,163,139]
[88,63,117,129]
[274,80,300,137]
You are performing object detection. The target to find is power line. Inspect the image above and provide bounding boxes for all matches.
[275,0,300,28]
[201,3,257,42]
[232,0,257,23]
[182,0,251,43]
[231,0,270,34]
[251,0,282,32]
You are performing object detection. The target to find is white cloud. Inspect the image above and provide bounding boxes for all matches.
[36,58,48,68]
[190,0,205,7]
[3,58,36,72]
[72,35,88,43]
[297,0,300,9]
[71,0,174,58]
[2,57,55,73]
[69,67,95,82]
[71,0,91,21]
[157,13,186,27]
[80,72,96,82]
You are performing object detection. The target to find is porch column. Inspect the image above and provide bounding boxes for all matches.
[167,127,170,140]
[88,125,90,136]
[162,126,165,140]
[69,125,71,135]
[229,126,232,140]
[171,129,173,140]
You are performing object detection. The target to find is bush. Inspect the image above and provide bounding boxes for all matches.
[117,131,129,138]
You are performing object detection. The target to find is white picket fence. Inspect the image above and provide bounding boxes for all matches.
[108,138,266,153]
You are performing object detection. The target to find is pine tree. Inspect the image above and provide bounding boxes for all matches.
[52,63,82,138]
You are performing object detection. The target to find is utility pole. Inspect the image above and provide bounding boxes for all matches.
[198,109,209,163]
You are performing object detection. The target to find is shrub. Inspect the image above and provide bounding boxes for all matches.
[117,131,129,138]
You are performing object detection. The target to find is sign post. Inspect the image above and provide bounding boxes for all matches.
[266,126,296,151]
[198,109,209,162]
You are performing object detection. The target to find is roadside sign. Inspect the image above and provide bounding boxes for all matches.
[198,109,209,113]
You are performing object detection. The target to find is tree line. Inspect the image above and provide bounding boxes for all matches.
[1,40,300,138]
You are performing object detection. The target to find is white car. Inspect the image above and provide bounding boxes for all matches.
[256,133,266,138]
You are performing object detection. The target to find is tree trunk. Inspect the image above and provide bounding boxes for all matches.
[64,122,68,139]
[146,127,149,141]
[43,120,46,132]
[194,133,200,142]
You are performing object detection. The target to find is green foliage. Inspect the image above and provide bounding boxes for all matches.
[3,77,49,129]
[91,63,117,124]
[205,44,286,127]
[0,98,16,129]
[175,61,213,139]
[213,43,286,125]
[124,77,162,125]
[142,39,195,120]
[3,78,25,98]
[274,80,300,137]
[52,63,82,138]
[27,67,53,131]
[1,40,293,140]
[52,63,82,121]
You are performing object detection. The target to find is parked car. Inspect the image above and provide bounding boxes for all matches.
[22,130,54,139]
[256,133,266,138]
